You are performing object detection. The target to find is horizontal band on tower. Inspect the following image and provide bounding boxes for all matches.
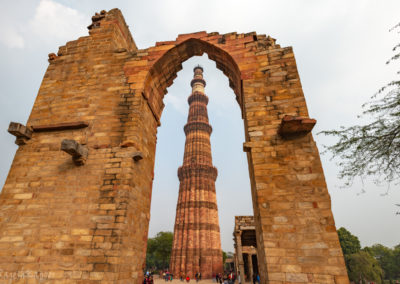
[174,222,220,232]
[171,248,222,257]
[188,91,209,105]
[184,136,211,145]
[178,180,216,192]
[190,78,206,87]
[184,151,213,161]
[177,201,218,210]
[178,165,218,181]
[184,121,212,135]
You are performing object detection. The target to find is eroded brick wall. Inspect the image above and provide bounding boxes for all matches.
[0,8,349,284]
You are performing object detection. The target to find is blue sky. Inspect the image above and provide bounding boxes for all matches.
[0,0,399,252]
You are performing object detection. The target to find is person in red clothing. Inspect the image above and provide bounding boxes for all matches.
[186,276,190,282]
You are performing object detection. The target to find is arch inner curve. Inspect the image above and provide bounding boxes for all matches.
[143,38,243,123]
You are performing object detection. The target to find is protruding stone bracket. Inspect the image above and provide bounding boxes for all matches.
[132,152,143,162]
[278,115,316,139]
[61,139,88,166]
[243,142,251,152]
[8,122,32,145]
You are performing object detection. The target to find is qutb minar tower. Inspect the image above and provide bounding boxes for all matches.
[170,66,223,278]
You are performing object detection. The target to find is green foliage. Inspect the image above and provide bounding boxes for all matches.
[337,227,361,255]
[364,244,400,280]
[146,231,173,270]
[346,251,383,283]
[222,251,227,264]
[320,23,400,186]
[337,227,400,281]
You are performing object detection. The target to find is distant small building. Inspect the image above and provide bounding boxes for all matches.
[233,216,258,282]
[224,256,235,272]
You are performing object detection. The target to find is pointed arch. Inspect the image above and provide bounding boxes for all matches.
[142,38,243,123]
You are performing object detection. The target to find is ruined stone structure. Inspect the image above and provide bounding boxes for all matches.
[1,8,349,283]
[169,67,223,278]
[233,216,258,282]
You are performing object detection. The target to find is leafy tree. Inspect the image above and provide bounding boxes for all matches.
[364,244,400,280]
[222,251,227,264]
[394,244,400,279]
[146,231,173,270]
[337,227,361,255]
[346,251,383,283]
[320,23,400,186]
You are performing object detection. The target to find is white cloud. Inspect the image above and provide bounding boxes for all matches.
[28,0,87,43]
[0,27,24,48]
[0,0,88,49]
[164,93,187,115]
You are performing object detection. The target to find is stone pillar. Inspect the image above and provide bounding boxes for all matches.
[235,232,246,283]
[247,254,253,283]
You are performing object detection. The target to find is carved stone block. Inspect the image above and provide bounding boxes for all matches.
[278,115,316,139]
[61,139,88,166]
[8,122,32,145]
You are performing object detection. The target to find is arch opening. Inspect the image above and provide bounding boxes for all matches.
[147,54,253,277]
[143,38,243,124]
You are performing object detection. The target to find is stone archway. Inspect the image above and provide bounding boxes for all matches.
[0,8,348,283]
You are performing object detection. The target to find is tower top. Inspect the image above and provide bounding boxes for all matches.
[193,65,203,72]
[191,65,206,87]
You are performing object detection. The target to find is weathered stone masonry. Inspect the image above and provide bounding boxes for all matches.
[1,8,349,284]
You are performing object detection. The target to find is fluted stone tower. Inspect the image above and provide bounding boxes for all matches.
[170,66,223,278]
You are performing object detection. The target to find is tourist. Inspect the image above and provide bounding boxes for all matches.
[199,272,201,281]
[223,274,229,284]
[180,271,184,281]
[186,276,190,282]
[144,275,153,284]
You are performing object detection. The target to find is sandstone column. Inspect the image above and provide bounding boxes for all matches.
[170,66,223,278]
[248,254,253,282]
[234,232,246,281]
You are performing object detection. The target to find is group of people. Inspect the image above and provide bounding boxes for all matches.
[143,271,154,284]
[162,271,174,281]
[178,271,201,282]
[214,271,236,284]
[144,270,260,284]
[214,271,259,284]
